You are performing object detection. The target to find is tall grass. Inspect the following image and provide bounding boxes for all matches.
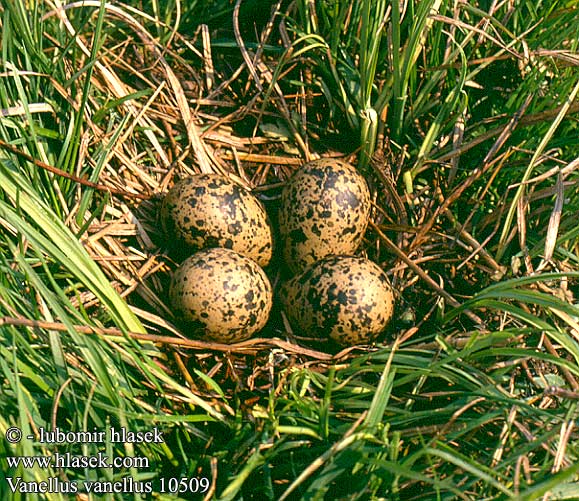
[0,2,224,499]
[221,0,579,498]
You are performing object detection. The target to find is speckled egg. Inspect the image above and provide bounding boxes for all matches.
[169,248,273,343]
[161,174,273,266]
[282,255,394,346]
[279,159,371,273]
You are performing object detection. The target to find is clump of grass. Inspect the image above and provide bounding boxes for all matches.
[0,2,228,498]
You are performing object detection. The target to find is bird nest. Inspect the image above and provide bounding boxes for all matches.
[49,15,354,392]
[23,4,507,402]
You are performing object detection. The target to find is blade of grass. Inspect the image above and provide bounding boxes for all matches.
[496,78,579,261]
[0,158,144,333]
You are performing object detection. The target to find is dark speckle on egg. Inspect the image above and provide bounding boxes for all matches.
[161,174,273,266]
[278,159,371,273]
[281,255,395,346]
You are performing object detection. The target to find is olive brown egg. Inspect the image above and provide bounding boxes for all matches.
[161,174,273,266]
[278,159,371,273]
[169,247,273,343]
[282,255,394,346]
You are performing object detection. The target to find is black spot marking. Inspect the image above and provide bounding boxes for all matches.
[289,227,308,243]
[311,224,322,236]
[340,226,357,236]
[227,221,243,233]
